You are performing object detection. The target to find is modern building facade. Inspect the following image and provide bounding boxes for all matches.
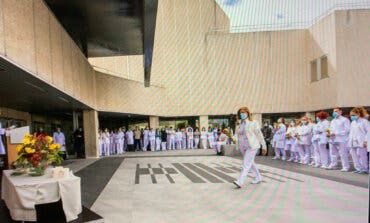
[0,0,369,158]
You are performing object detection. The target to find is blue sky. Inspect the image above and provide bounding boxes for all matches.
[215,0,370,32]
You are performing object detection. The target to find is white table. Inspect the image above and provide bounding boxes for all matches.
[1,169,82,222]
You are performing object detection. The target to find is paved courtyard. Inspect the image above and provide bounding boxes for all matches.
[66,150,369,223]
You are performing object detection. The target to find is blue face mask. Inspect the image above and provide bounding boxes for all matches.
[301,120,307,125]
[332,112,339,118]
[240,113,247,120]
[316,117,320,123]
[350,115,358,121]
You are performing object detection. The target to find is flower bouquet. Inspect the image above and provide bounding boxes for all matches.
[12,134,64,176]
[325,127,331,138]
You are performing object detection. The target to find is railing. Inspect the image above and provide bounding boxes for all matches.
[211,2,370,33]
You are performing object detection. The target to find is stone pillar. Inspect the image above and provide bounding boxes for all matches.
[253,113,263,127]
[199,116,209,129]
[83,110,99,158]
[149,116,159,129]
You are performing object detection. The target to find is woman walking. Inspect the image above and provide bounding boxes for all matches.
[233,107,267,189]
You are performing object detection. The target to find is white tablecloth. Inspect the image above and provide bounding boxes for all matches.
[1,169,82,222]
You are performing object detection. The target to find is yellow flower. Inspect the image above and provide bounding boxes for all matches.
[31,139,36,146]
[16,145,23,153]
[46,136,53,144]
[25,147,35,154]
[22,138,31,145]
[49,143,61,151]
[24,134,33,139]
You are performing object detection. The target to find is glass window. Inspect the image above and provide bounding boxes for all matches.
[320,56,329,79]
[311,60,318,82]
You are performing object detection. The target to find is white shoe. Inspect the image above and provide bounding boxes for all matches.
[326,166,338,170]
[314,164,321,168]
[282,157,286,161]
[340,168,349,172]
[233,181,242,189]
[272,157,278,160]
[251,179,262,184]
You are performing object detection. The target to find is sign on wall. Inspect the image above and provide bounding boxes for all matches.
[10,126,30,144]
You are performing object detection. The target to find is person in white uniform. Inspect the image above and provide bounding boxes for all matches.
[216,129,229,155]
[126,129,134,152]
[207,127,214,149]
[176,129,183,150]
[187,127,194,149]
[272,118,287,160]
[98,129,103,156]
[200,127,208,149]
[328,108,351,171]
[193,128,200,149]
[286,121,298,162]
[110,130,116,155]
[311,119,321,167]
[181,129,187,149]
[0,123,6,155]
[143,127,150,151]
[155,129,161,151]
[168,127,176,150]
[315,111,331,168]
[348,107,369,174]
[102,128,110,156]
[308,118,316,165]
[233,107,267,188]
[149,128,156,152]
[115,128,125,154]
[53,127,66,159]
[296,117,312,165]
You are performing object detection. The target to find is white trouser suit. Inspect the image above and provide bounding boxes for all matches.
[348,118,369,172]
[316,120,330,168]
[235,119,267,186]
[156,137,161,151]
[102,133,110,156]
[201,131,208,149]
[296,125,312,165]
[194,137,200,149]
[116,139,124,154]
[273,124,286,160]
[329,116,351,170]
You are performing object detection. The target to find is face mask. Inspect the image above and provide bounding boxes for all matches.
[316,117,320,123]
[332,112,339,118]
[301,120,307,125]
[240,113,247,120]
[39,128,43,132]
[278,119,282,123]
[57,129,61,133]
[264,124,268,127]
[350,115,358,121]
[290,123,295,127]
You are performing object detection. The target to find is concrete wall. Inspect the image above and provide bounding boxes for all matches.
[335,9,370,107]
[0,0,96,108]
[306,12,339,111]
[94,72,166,116]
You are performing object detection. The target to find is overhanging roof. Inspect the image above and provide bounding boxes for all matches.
[44,0,158,87]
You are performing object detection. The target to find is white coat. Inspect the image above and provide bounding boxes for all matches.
[125,131,134,145]
[53,131,66,151]
[234,120,267,150]
[329,116,350,143]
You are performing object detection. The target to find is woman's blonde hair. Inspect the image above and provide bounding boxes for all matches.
[236,106,253,124]
[350,106,368,118]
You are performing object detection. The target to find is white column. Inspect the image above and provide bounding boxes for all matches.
[199,116,209,129]
[83,110,99,158]
[149,116,160,129]
[253,113,263,127]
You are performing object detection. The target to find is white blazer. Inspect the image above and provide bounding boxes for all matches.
[234,119,267,150]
